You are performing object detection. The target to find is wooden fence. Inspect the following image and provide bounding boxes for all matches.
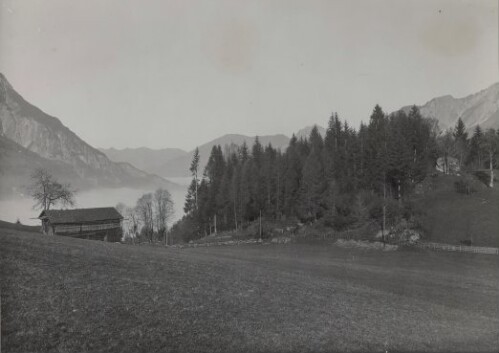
[414,242,499,255]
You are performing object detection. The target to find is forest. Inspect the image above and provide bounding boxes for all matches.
[171,105,499,242]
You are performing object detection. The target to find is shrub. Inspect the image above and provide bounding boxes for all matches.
[473,171,490,186]
[170,215,201,243]
[368,196,403,230]
[328,193,360,231]
[454,177,476,194]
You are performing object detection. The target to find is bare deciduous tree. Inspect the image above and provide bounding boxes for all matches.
[116,202,134,242]
[135,193,154,242]
[29,168,76,211]
[154,188,174,245]
[122,206,140,242]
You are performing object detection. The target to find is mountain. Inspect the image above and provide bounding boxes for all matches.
[400,82,499,133]
[0,73,174,195]
[99,147,188,174]
[295,125,326,140]
[154,134,290,177]
[0,135,81,197]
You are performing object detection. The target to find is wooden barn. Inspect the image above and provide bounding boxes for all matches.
[38,207,123,242]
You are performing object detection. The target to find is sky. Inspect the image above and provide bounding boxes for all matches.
[0,0,497,151]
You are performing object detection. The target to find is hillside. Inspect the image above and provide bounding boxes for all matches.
[400,82,499,132]
[99,147,188,174]
[154,133,290,177]
[0,135,82,197]
[0,73,172,193]
[414,173,499,247]
[0,219,39,232]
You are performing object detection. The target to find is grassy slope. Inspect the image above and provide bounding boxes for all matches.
[0,220,40,232]
[414,174,499,247]
[1,227,499,352]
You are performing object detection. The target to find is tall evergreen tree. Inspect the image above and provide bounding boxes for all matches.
[229,153,242,230]
[189,147,200,209]
[367,105,389,194]
[299,126,326,220]
[453,118,468,168]
[251,137,266,215]
[406,106,432,184]
[283,135,302,218]
[387,111,412,200]
[468,125,484,169]
[204,145,225,233]
[240,158,254,221]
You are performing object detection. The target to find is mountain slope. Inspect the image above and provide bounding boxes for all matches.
[99,147,188,175]
[0,73,172,192]
[400,82,499,132]
[154,134,290,177]
[0,135,82,197]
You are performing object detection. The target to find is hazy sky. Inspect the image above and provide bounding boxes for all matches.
[1,0,497,151]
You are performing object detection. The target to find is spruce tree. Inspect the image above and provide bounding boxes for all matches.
[189,147,200,209]
[283,135,302,218]
[367,105,389,194]
[299,126,326,221]
[453,118,468,168]
[468,125,484,169]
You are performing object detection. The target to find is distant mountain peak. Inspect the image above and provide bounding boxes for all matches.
[399,82,499,133]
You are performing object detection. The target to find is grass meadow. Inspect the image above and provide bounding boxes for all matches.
[1,226,498,352]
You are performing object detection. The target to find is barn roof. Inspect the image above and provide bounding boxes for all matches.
[38,207,123,224]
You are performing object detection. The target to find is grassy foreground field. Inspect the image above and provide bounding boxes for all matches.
[1,227,499,352]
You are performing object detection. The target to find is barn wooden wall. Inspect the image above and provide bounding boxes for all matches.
[50,220,122,242]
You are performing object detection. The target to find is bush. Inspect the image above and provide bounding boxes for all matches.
[368,196,403,229]
[473,171,490,186]
[327,193,362,231]
[454,178,476,194]
[332,211,356,231]
[170,215,201,243]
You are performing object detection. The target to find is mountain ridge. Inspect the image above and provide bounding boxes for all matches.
[98,146,188,174]
[100,133,295,177]
[399,82,499,132]
[152,133,291,177]
[0,73,175,196]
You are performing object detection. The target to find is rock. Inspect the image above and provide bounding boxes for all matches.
[335,239,398,251]
[409,233,420,243]
[374,230,390,239]
[271,236,291,244]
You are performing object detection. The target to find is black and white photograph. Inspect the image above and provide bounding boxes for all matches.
[0,0,498,352]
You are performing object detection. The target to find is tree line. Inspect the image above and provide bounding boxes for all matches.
[171,105,498,242]
[438,118,498,186]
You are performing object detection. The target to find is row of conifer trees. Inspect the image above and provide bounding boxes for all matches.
[171,105,498,242]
